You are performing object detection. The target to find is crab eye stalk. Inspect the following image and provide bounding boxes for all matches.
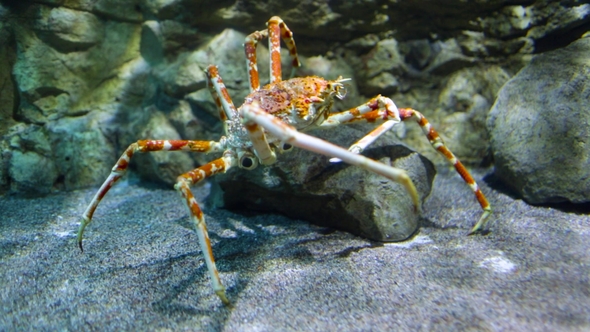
[335,85,347,99]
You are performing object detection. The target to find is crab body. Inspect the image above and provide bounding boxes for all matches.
[76,16,492,306]
[243,76,344,128]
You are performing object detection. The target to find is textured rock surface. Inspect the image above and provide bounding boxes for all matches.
[0,0,588,214]
[211,144,436,242]
[487,36,590,204]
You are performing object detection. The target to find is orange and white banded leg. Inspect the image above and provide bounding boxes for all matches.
[329,120,398,163]
[319,95,400,162]
[244,16,301,91]
[241,101,420,211]
[399,108,492,234]
[77,139,224,251]
[267,16,301,82]
[206,65,238,122]
[174,153,237,305]
[244,29,268,92]
[320,95,401,128]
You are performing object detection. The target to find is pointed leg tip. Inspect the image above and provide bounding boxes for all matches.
[467,226,491,236]
[78,240,84,252]
[216,290,231,307]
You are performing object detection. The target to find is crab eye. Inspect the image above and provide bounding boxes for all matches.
[239,153,258,170]
[280,142,293,152]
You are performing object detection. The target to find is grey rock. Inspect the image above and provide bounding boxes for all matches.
[210,140,435,242]
[364,72,400,96]
[487,36,590,204]
[140,20,165,65]
[436,66,511,165]
[425,39,477,75]
[356,38,408,97]
[9,150,58,195]
[34,7,104,53]
[155,51,207,98]
[363,39,406,79]
[12,4,145,122]
[0,26,16,134]
[46,113,117,191]
[92,0,144,23]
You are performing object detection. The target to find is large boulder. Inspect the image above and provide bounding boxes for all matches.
[209,129,436,242]
[487,36,590,204]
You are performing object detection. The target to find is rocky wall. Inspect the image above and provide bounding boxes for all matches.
[0,0,588,208]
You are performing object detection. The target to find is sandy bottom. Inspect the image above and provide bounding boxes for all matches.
[1,168,589,331]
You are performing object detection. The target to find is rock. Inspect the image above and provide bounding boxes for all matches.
[1,0,588,200]
[45,113,118,191]
[399,39,435,70]
[140,20,165,65]
[487,36,590,204]
[34,7,104,53]
[91,0,144,23]
[155,51,207,98]
[364,72,400,96]
[12,4,145,123]
[0,14,16,135]
[362,39,407,79]
[9,150,58,196]
[210,136,435,242]
[424,39,478,75]
[5,124,57,195]
[126,105,196,186]
[436,66,511,165]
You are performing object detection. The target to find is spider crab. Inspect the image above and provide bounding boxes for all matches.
[77,16,492,305]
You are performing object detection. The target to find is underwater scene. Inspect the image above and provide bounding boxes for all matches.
[0,0,589,330]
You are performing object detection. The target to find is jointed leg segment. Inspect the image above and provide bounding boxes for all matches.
[398,108,492,234]
[174,154,236,305]
[244,16,301,92]
[76,139,232,305]
[241,101,421,211]
[328,101,492,233]
[320,95,492,234]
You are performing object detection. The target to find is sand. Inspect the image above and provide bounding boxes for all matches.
[1,167,589,331]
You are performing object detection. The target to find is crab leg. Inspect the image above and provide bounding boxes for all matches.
[267,16,301,83]
[243,120,277,165]
[244,29,268,92]
[244,16,302,91]
[320,95,401,162]
[77,139,224,251]
[241,102,420,211]
[174,154,237,305]
[398,108,492,234]
[329,120,398,163]
[319,95,401,127]
[206,65,238,123]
